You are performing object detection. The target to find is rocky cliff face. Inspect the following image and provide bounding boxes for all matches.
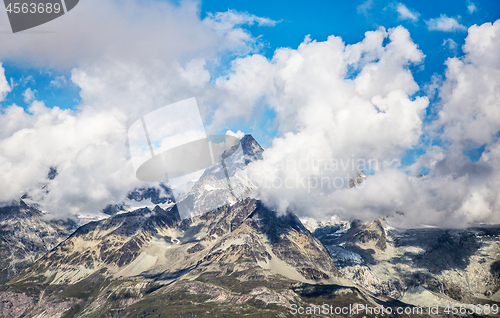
[311,218,500,308]
[0,200,77,284]
[240,134,264,164]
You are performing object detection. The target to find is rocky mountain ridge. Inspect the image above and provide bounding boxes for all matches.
[0,134,498,317]
[0,197,370,317]
[0,200,77,284]
[310,217,500,309]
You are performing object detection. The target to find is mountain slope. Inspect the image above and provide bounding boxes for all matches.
[312,218,500,308]
[10,198,343,286]
[0,200,77,284]
[0,198,362,317]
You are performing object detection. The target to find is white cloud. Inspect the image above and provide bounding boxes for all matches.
[1,0,498,228]
[203,10,278,55]
[442,38,458,50]
[226,130,245,139]
[176,59,210,88]
[436,20,500,145]
[364,20,500,226]
[467,1,477,14]
[442,38,459,55]
[412,19,500,225]
[208,27,429,224]
[426,15,467,32]
[205,9,278,29]
[0,1,277,68]
[210,20,500,227]
[0,0,217,67]
[19,75,34,87]
[50,76,67,88]
[0,63,11,102]
[23,88,36,103]
[395,3,419,22]
[0,103,141,217]
[0,1,277,218]
[357,0,374,17]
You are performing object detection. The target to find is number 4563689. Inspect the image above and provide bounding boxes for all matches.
[5,2,62,14]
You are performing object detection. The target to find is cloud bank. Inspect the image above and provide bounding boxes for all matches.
[0,0,275,217]
[206,20,500,227]
[0,0,500,228]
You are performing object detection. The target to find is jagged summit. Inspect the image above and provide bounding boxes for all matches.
[349,170,367,188]
[0,200,39,219]
[103,134,264,218]
[240,134,264,164]
[176,134,264,217]
[0,201,77,284]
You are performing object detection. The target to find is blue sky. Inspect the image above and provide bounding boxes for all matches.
[202,0,499,81]
[2,66,80,109]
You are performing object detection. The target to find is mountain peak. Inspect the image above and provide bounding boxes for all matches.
[152,205,165,214]
[240,134,264,164]
[0,201,77,284]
